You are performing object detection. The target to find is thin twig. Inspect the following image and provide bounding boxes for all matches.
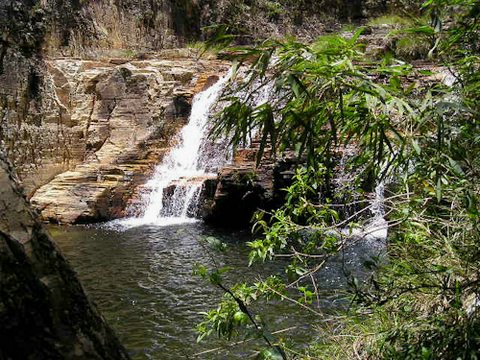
[265,285,324,317]
[193,326,298,357]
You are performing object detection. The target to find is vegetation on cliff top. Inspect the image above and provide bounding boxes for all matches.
[197,0,480,358]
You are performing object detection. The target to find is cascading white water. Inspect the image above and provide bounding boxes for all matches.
[364,182,388,241]
[123,71,232,227]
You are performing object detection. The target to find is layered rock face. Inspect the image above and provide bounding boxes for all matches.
[0,0,394,226]
[57,0,386,53]
[0,1,229,224]
[23,55,228,223]
[0,154,130,359]
[1,1,388,59]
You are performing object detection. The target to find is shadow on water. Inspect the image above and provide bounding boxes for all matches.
[49,222,384,359]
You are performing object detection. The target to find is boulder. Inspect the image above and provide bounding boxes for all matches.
[0,154,130,359]
[203,147,298,228]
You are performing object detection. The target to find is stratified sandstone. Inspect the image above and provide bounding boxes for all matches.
[25,56,228,223]
[0,153,130,359]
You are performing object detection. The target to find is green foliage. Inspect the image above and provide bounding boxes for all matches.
[203,24,237,51]
[394,34,433,60]
[0,1,46,72]
[368,14,417,27]
[194,263,287,356]
[202,236,229,252]
[262,1,286,21]
[368,13,439,60]
[212,28,414,177]
[197,0,480,358]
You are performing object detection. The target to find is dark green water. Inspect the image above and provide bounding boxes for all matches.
[49,223,321,359]
[50,222,382,359]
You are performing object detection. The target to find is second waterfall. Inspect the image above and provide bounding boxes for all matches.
[128,71,231,226]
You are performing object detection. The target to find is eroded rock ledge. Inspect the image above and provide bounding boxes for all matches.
[25,55,228,224]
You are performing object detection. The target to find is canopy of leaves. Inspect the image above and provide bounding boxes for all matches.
[198,0,480,358]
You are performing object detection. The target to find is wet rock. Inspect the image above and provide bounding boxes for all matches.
[203,148,298,228]
[0,154,130,359]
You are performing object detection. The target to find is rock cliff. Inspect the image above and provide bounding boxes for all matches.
[56,0,388,53]
[24,55,228,223]
[1,0,388,58]
[0,153,130,359]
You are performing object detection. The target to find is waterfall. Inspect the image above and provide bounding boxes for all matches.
[364,182,388,241]
[123,71,231,227]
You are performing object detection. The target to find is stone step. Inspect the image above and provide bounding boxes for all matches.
[168,174,217,187]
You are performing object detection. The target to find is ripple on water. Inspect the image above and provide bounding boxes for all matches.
[49,222,383,359]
